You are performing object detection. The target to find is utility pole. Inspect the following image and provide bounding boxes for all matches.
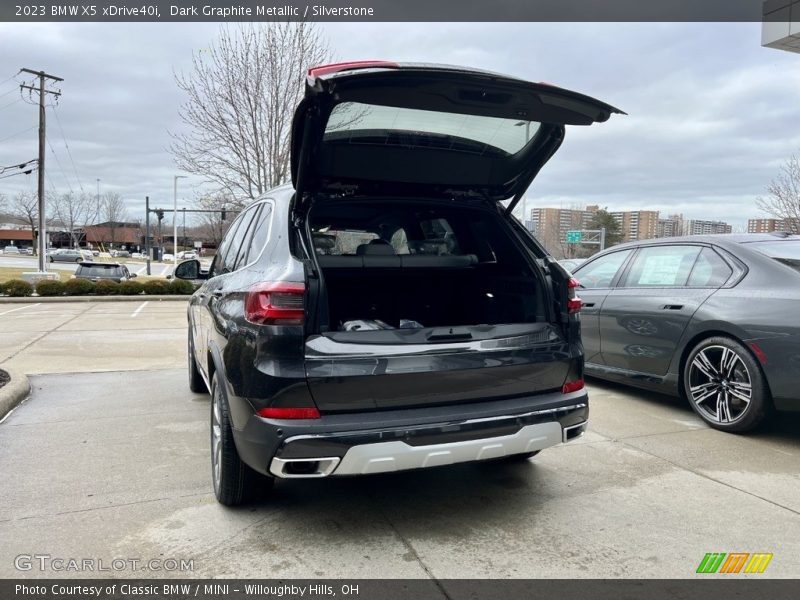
[20,68,62,274]
[145,196,151,276]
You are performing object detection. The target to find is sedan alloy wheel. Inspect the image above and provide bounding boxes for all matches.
[683,337,769,432]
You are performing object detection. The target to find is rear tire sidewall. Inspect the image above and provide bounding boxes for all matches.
[210,374,271,506]
[682,336,769,433]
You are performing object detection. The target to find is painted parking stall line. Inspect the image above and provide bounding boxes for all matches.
[131,301,149,318]
[0,303,41,317]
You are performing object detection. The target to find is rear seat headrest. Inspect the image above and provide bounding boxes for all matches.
[356,239,396,255]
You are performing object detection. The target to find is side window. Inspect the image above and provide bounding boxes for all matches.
[687,248,732,287]
[575,250,633,289]
[222,208,257,273]
[624,245,701,288]
[242,204,272,265]
[210,213,245,277]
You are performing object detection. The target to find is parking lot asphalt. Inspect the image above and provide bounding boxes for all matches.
[1,301,799,579]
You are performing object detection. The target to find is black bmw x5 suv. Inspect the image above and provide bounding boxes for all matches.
[174,62,623,505]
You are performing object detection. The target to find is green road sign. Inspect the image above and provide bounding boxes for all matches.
[566,230,582,244]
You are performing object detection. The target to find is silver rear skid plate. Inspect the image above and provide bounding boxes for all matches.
[269,420,588,478]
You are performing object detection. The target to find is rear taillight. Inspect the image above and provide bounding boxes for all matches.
[244,282,305,326]
[256,407,320,420]
[561,378,585,394]
[567,277,582,314]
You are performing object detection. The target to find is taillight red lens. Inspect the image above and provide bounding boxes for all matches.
[561,378,585,394]
[244,282,305,325]
[307,60,399,79]
[567,277,582,314]
[256,407,320,420]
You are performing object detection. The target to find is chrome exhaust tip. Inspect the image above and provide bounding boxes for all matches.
[269,457,340,478]
[562,421,587,443]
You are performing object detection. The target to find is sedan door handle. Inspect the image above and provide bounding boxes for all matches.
[662,304,684,310]
[583,302,596,308]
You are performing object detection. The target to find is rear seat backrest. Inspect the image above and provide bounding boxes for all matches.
[317,254,478,269]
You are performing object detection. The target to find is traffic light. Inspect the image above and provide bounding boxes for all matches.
[155,209,164,220]
[221,210,227,221]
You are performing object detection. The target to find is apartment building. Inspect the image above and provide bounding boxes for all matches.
[528,206,596,256]
[682,219,733,235]
[611,210,659,242]
[748,217,800,233]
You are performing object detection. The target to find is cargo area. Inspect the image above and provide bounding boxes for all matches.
[308,200,547,334]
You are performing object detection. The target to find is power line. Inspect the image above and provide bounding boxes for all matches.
[0,125,36,143]
[0,159,37,174]
[51,105,84,192]
[0,71,21,87]
[0,97,22,111]
[0,167,37,181]
[0,87,18,100]
[46,137,74,194]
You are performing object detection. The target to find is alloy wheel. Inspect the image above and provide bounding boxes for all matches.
[688,345,752,424]
[211,390,222,491]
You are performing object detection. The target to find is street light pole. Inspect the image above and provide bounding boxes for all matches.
[173,175,187,271]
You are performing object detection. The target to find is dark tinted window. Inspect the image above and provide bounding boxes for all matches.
[77,265,123,277]
[574,250,633,289]
[222,208,257,273]
[210,212,246,276]
[242,203,272,264]
[687,248,732,287]
[624,245,700,288]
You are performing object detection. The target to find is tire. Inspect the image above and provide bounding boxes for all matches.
[490,450,540,463]
[75,258,81,263]
[210,374,273,506]
[682,336,770,433]
[188,330,207,393]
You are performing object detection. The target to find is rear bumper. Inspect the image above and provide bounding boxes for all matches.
[232,390,588,478]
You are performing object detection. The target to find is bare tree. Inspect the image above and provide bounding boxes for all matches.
[53,191,98,248]
[192,193,236,249]
[101,192,129,246]
[756,153,800,229]
[9,191,40,254]
[171,23,333,199]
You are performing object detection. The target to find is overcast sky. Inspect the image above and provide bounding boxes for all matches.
[1,22,798,229]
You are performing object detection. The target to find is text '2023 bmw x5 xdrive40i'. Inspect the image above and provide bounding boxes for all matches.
[173,62,623,505]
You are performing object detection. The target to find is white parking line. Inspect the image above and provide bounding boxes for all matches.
[131,301,149,318]
[0,303,41,317]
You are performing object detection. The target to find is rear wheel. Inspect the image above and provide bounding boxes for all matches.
[683,336,770,433]
[187,330,207,393]
[210,374,272,506]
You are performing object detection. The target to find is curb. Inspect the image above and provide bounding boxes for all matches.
[0,295,190,303]
[0,366,31,421]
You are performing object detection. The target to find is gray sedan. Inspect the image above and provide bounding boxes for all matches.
[48,249,93,263]
[571,232,800,432]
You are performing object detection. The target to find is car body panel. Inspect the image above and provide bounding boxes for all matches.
[574,234,800,412]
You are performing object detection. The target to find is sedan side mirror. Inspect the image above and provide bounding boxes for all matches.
[174,259,206,280]
[129,273,137,278]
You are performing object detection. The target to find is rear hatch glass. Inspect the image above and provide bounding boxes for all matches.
[325,102,540,157]
[744,239,800,272]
